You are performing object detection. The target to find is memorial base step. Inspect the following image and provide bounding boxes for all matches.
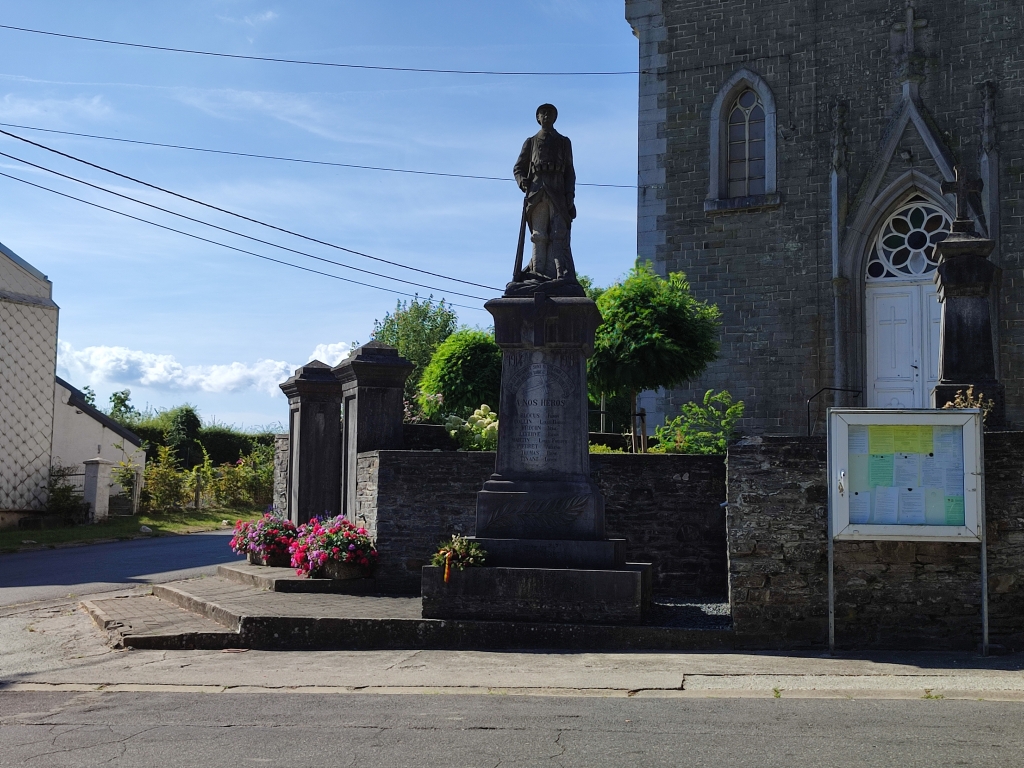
[421,563,652,624]
[470,537,626,569]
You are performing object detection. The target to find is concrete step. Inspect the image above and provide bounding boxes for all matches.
[134,576,734,652]
[83,595,241,650]
[217,562,378,594]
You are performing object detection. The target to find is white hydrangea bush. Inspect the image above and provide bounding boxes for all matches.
[444,404,498,451]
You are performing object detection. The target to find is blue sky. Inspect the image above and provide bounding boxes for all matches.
[0,1,639,429]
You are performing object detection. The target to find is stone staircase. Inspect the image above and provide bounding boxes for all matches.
[83,563,732,652]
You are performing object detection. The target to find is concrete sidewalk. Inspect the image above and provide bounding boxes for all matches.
[2,591,1023,701]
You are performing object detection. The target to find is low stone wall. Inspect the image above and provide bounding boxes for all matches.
[273,434,289,516]
[594,453,726,600]
[355,451,492,594]
[727,433,1024,651]
[356,450,728,597]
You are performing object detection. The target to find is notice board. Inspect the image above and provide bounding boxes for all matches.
[828,409,984,542]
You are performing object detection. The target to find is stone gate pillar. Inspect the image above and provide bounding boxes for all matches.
[333,342,414,520]
[279,361,344,525]
[82,457,114,523]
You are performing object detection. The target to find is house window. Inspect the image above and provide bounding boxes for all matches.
[727,90,766,198]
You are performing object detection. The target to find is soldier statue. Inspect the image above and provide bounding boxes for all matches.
[512,104,579,287]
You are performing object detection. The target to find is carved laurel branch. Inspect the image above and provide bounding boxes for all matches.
[480,494,590,535]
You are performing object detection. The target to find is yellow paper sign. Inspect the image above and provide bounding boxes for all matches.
[916,425,934,455]
[868,425,895,454]
[893,426,918,453]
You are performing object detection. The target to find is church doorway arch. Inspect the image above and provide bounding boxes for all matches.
[865,195,951,408]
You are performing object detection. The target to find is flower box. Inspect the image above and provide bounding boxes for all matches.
[319,561,366,580]
[289,514,379,578]
[247,551,291,568]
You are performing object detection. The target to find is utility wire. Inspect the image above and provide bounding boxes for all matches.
[0,147,490,301]
[0,169,485,311]
[0,23,642,76]
[0,127,501,292]
[0,121,636,189]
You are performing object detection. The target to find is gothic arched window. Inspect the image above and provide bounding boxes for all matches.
[727,90,766,198]
[706,69,778,212]
[866,196,951,281]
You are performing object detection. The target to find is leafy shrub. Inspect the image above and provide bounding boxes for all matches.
[588,443,626,454]
[418,330,501,421]
[46,462,89,525]
[165,406,203,469]
[652,389,744,455]
[199,426,256,466]
[444,404,498,451]
[143,446,189,511]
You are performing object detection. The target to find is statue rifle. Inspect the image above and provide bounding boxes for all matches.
[513,191,528,282]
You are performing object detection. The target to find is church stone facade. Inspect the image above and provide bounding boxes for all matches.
[625,0,1023,433]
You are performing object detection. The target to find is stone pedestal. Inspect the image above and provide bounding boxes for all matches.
[280,361,344,525]
[930,220,1005,428]
[82,457,114,523]
[333,342,414,520]
[422,289,650,623]
[476,294,605,547]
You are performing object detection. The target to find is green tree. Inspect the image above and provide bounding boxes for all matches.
[418,329,502,421]
[108,389,140,426]
[80,385,97,406]
[372,296,458,406]
[588,262,721,451]
[165,405,203,470]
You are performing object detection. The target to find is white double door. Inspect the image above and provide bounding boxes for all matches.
[866,281,941,409]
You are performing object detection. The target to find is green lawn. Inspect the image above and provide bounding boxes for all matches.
[0,506,266,553]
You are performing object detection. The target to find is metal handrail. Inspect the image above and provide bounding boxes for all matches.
[806,387,863,436]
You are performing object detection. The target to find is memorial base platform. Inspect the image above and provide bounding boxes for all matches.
[421,563,652,624]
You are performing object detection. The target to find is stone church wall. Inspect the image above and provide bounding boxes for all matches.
[355,450,728,597]
[626,0,1024,433]
[727,433,1024,651]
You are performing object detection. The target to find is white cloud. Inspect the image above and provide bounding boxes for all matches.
[217,10,279,26]
[0,94,112,124]
[245,10,279,25]
[57,341,292,396]
[308,342,351,366]
[173,88,348,141]
[56,340,357,396]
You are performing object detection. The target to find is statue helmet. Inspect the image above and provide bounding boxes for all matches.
[536,103,558,122]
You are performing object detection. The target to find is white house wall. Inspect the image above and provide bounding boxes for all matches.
[0,244,58,511]
[51,381,146,474]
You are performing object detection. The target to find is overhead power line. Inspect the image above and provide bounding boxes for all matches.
[0,121,636,189]
[0,127,501,292]
[0,23,642,76]
[0,169,485,311]
[0,147,490,301]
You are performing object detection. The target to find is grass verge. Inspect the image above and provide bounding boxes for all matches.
[0,506,266,553]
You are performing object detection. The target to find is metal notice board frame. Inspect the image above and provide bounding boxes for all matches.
[826,408,987,655]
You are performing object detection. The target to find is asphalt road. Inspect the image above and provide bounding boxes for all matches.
[0,531,243,606]
[2,691,1022,767]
